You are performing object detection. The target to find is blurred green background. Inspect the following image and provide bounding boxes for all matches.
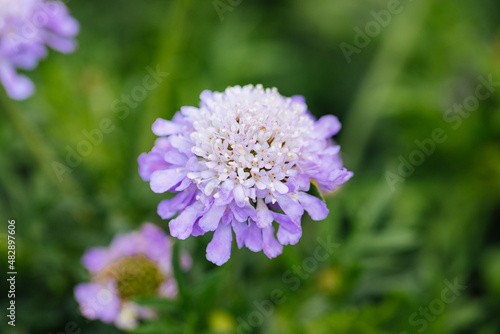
[1,0,500,333]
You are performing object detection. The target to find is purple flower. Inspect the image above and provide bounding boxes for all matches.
[0,0,79,100]
[74,223,184,329]
[138,85,353,265]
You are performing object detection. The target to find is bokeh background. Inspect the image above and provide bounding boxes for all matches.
[1,0,500,333]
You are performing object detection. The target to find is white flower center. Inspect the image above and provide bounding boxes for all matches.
[187,85,315,198]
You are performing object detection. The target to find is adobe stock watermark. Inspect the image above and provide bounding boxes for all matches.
[213,0,244,21]
[399,278,467,334]
[236,236,340,334]
[385,74,499,191]
[339,0,413,64]
[51,65,169,182]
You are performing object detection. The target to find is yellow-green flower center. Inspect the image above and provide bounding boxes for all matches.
[99,255,164,300]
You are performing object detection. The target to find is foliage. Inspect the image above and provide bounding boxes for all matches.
[0,0,499,333]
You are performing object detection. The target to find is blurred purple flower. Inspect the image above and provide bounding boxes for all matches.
[139,85,353,265]
[74,223,184,329]
[0,0,79,100]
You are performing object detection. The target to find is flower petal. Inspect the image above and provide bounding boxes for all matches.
[290,95,305,105]
[138,152,171,181]
[206,223,233,265]
[272,180,289,194]
[81,247,109,272]
[199,204,227,232]
[157,189,195,219]
[313,115,341,139]
[150,169,186,193]
[256,198,274,228]
[229,201,255,222]
[233,184,246,207]
[163,150,188,165]
[47,7,80,36]
[232,221,248,249]
[46,34,76,53]
[140,223,170,262]
[0,63,34,100]
[245,221,263,252]
[262,226,283,259]
[169,201,204,239]
[152,118,185,136]
[191,219,205,237]
[297,192,329,221]
[74,282,121,323]
[109,233,140,259]
[329,168,354,185]
[274,213,302,245]
[170,135,193,151]
[276,195,304,224]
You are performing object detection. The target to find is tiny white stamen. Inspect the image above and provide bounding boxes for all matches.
[183,85,316,199]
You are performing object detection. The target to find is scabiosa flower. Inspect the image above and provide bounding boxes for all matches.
[138,85,353,265]
[74,223,184,329]
[0,0,79,99]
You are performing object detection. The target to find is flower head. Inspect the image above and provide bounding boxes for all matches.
[139,85,353,265]
[0,0,79,99]
[74,223,183,329]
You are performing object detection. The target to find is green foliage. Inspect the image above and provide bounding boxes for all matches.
[1,0,499,333]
